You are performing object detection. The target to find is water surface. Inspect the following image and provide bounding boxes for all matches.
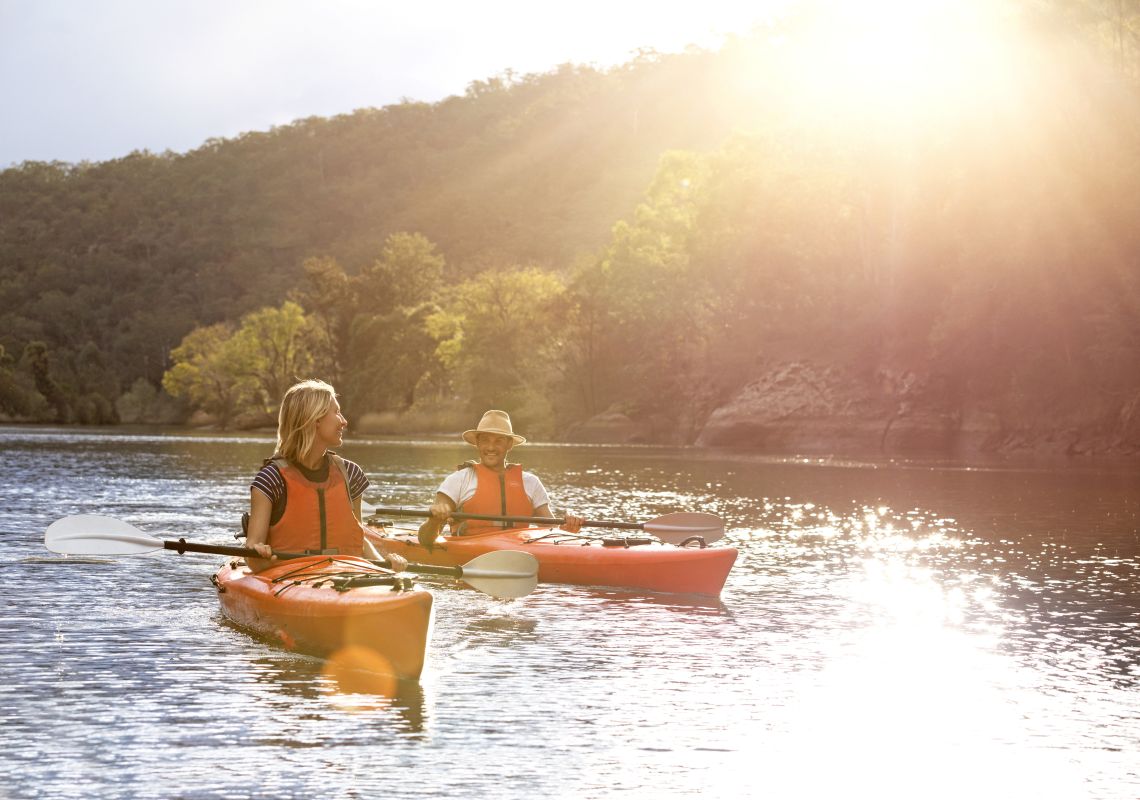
[1,426,1137,798]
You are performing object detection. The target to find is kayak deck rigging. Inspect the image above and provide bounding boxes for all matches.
[264,556,416,595]
[373,523,709,550]
[212,554,434,678]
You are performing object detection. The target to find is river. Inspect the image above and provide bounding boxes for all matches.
[1,425,1137,799]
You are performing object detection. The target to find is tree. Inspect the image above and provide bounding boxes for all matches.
[162,323,257,428]
[345,233,446,414]
[291,256,352,388]
[232,301,319,414]
[22,342,69,422]
[356,232,445,312]
[428,266,567,434]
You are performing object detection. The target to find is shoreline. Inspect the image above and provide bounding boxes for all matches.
[4,420,1137,470]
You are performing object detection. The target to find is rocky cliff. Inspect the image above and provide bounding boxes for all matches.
[569,361,1140,458]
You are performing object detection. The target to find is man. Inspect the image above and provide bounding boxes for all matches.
[418,409,585,549]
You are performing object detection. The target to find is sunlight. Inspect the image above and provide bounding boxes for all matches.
[746,560,1092,800]
[762,0,1022,130]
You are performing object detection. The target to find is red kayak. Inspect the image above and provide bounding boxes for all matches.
[213,555,433,680]
[364,525,737,596]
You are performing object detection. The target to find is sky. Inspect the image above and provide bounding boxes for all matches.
[0,0,780,167]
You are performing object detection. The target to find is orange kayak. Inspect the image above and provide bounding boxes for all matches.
[212,555,433,680]
[365,526,737,596]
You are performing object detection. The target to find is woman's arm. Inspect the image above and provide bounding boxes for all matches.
[357,495,409,571]
[244,488,277,572]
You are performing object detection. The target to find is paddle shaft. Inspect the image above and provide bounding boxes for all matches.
[458,512,644,530]
[163,538,464,578]
[372,507,643,530]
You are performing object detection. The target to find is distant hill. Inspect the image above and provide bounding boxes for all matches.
[3,9,1140,457]
[0,47,739,387]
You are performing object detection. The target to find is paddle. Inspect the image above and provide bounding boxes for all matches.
[367,507,725,545]
[44,514,539,600]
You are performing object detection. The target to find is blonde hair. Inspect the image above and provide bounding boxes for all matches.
[275,379,337,463]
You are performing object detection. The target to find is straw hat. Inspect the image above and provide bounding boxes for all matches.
[462,409,526,446]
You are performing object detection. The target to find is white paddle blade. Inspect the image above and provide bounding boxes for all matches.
[44,515,162,555]
[644,512,726,545]
[459,550,539,599]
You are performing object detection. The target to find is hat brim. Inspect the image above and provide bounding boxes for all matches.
[463,429,526,446]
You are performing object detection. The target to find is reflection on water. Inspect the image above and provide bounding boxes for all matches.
[1,426,1138,799]
[461,614,540,641]
[243,651,429,734]
[567,586,730,614]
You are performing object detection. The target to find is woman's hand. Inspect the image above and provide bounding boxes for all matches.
[250,542,275,559]
[386,553,409,573]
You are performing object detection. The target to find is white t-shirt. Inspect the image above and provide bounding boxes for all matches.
[436,467,551,511]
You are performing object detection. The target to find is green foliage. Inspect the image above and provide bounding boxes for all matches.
[232,301,318,413]
[427,266,568,434]
[358,232,446,312]
[163,323,259,428]
[161,302,330,427]
[290,233,445,417]
[4,10,1140,447]
[0,343,41,419]
[22,341,70,422]
[115,378,184,425]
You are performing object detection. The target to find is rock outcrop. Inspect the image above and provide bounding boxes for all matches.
[563,361,1140,458]
[695,361,1140,458]
[564,409,653,444]
[694,362,975,455]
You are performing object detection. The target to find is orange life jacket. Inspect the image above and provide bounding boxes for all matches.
[267,455,363,556]
[454,462,533,535]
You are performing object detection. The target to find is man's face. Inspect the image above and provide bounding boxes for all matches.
[475,432,514,470]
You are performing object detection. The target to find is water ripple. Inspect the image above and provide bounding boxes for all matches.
[0,427,1136,798]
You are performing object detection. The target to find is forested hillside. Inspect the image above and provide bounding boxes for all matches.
[0,45,738,425]
[3,1,1140,456]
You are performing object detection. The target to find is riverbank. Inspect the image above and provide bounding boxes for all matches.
[5,357,1138,461]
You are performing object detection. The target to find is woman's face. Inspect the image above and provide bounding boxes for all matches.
[313,398,346,452]
[474,432,514,470]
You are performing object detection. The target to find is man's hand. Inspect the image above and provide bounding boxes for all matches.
[560,513,585,534]
[417,520,440,552]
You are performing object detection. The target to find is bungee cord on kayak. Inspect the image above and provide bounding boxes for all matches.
[258,556,418,596]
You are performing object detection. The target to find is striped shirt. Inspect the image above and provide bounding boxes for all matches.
[251,456,370,521]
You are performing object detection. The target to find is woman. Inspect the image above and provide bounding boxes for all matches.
[245,379,406,573]
[417,409,584,550]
